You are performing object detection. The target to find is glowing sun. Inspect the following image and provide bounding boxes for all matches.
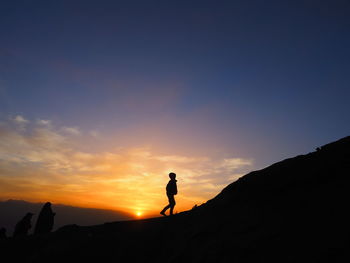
[136,211,142,217]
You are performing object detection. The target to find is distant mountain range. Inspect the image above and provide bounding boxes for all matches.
[2,136,350,263]
[0,199,133,235]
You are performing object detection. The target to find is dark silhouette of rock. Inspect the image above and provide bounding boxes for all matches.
[0,227,6,239]
[1,136,350,263]
[13,213,33,237]
[160,172,178,216]
[34,202,56,235]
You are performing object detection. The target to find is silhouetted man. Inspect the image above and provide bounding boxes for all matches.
[160,172,178,216]
[13,213,33,237]
[34,202,56,235]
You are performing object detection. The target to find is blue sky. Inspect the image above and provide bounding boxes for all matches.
[0,0,349,212]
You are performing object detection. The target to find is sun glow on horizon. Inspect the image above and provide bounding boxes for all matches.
[136,211,142,217]
[0,115,254,216]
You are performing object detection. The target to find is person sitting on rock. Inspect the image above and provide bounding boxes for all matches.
[160,172,178,216]
[34,202,56,235]
[13,213,33,237]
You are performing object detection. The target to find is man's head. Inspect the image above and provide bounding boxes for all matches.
[169,172,176,180]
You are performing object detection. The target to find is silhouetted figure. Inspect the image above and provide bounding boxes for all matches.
[13,213,33,237]
[34,202,56,235]
[160,172,178,216]
[0,227,7,239]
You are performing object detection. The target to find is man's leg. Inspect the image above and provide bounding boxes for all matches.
[169,195,176,215]
[160,204,170,216]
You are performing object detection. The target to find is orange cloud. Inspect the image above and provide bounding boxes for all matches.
[0,116,253,216]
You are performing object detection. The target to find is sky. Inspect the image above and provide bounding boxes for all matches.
[0,0,349,216]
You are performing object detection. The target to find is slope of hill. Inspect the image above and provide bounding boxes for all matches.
[1,136,350,263]
[0,200,134,235]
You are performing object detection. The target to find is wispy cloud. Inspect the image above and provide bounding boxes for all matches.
[0,116,253,214]
[89,130,100,138]
[61,126,80,135]
[37,119,52,127]
[12,115,29,124]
